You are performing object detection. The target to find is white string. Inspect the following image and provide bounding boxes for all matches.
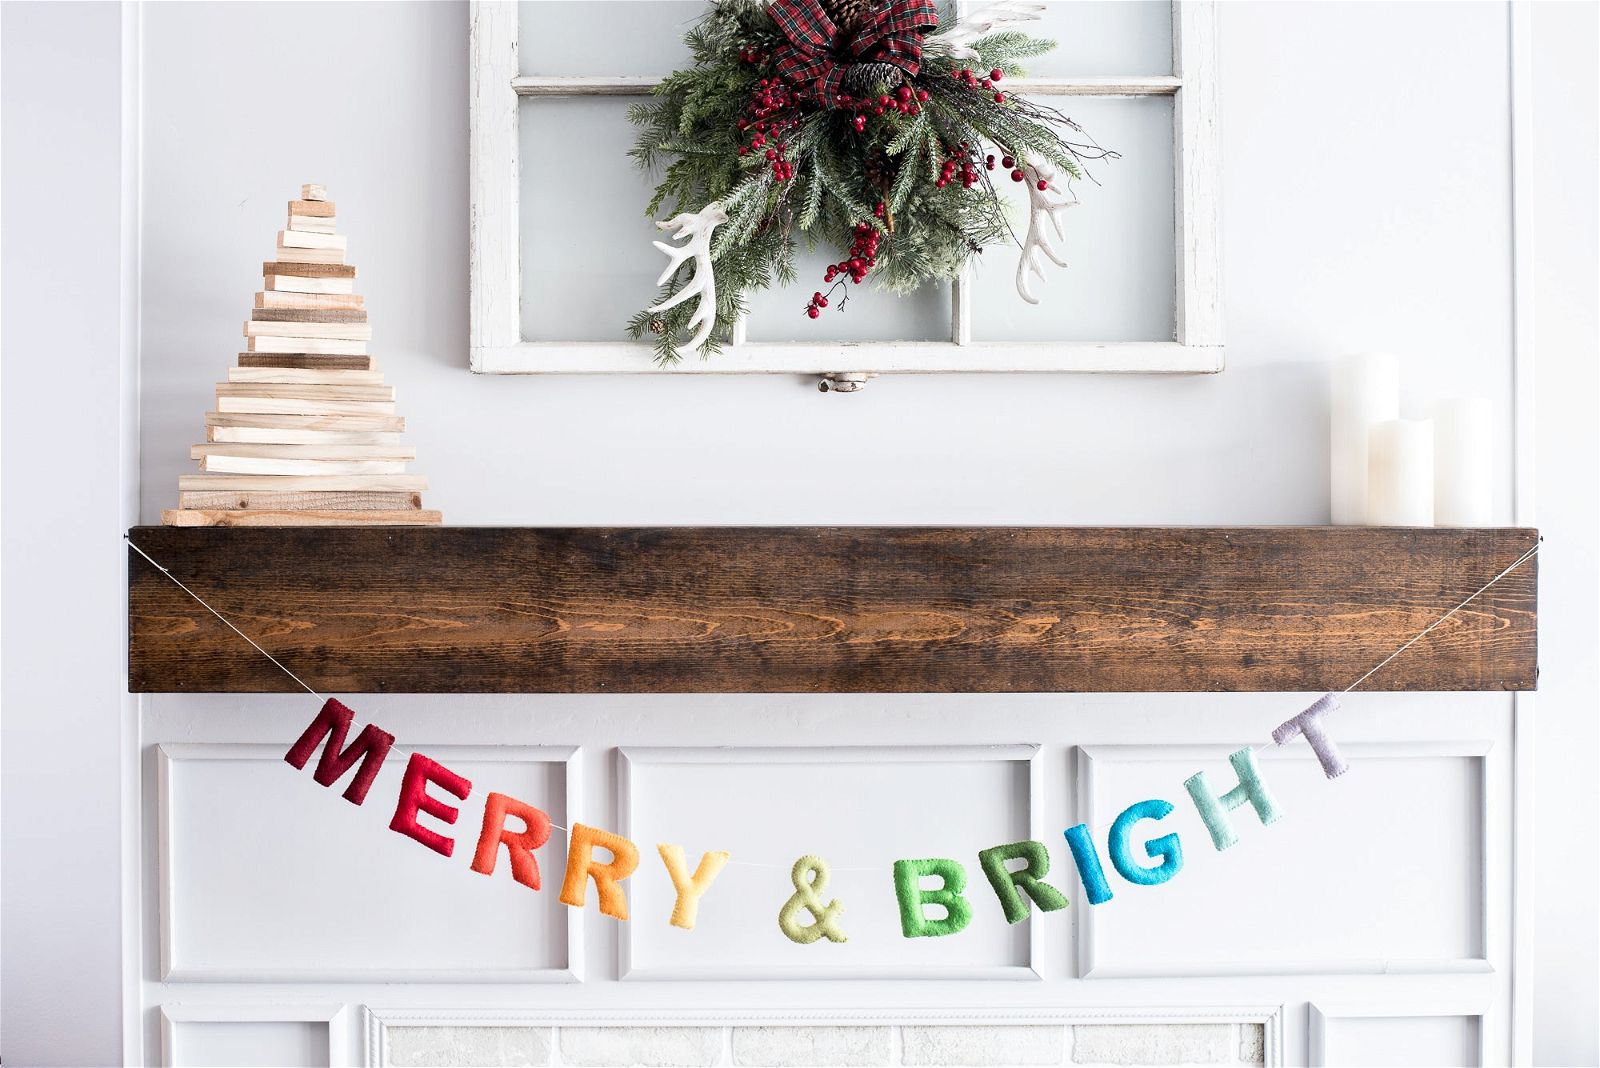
[125,535,325,701]
[128,533,1542,872]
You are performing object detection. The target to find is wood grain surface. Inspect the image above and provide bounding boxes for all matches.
[126,526,1538,694]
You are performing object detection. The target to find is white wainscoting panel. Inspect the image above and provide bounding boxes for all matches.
[616,746,1041,980]
[1076,742,1492,978]
[1310,1001,1487,1067]
[159,743,582,982]
[161,1004,348,1068]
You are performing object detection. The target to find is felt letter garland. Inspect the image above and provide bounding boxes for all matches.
[892,858,972,938]
[657,843,730,930]
[977,840,1069,924]
[283,698,394,805]
[1107,798,1183,886]
[1272,693,1349,779]
[471,792,553,891]
[1184,747,1283,851]
[560,823,640,920]
[1063,824,1113,905]
[388,753,473,858]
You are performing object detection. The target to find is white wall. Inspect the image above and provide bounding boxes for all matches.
[2,1,1594,1065]
[1,3,135,1065]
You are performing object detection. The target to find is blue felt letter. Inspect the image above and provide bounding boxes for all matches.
[1063,824,1112,905]
[1107,798,1183,886]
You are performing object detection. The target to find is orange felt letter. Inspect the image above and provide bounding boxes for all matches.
[471,792,552,890]
[559,823,639,920]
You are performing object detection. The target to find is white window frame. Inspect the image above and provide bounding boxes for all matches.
[469,0,1221,377]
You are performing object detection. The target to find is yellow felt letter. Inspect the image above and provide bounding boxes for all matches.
[657,843,730,930]
[559,823,639,920]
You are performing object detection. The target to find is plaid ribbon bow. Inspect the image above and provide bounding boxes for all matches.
[770,0,940,104]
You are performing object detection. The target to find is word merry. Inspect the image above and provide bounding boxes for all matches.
[283,694,1349,940]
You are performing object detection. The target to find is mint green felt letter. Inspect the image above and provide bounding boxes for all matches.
[893,858,972,938]
[978,840,1069,924]
[1184,747,1283,851]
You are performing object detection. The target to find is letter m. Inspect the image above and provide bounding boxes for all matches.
[284,698,395,805]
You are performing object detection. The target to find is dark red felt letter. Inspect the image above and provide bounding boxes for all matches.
[283,698,395,805]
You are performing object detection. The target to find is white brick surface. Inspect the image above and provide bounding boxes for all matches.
[1070,1024,1234,1065]
[387,1025,552,1067]
[558,1026,724,1067]
[1239,1023,1265,1066]
[902,1025,1066,1066]
[732,1026,891,1066]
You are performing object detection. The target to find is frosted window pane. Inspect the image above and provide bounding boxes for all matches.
[744,246,953,343]
[968,95,1173,343]
[520,98,664,342]
[518,1,700,77]
[1004,1,1172,77]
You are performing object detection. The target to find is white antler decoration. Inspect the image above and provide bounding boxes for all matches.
[928,1,1044,59]
[1015,155,1076,304]
[648,202,728,353]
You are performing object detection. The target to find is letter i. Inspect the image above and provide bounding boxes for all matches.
[1063,824,1113,905]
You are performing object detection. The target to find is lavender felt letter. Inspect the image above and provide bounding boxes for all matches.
[1271,693,1349,779]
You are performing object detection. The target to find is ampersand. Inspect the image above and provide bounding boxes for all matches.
[777,854,847,944]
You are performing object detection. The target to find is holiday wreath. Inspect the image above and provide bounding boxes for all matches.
[628,0,1116,362]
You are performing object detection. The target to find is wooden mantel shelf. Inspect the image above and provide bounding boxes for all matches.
[126,526,1538,694]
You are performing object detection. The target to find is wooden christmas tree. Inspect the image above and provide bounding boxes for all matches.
[162,184,441,526]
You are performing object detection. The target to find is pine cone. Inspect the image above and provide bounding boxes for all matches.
[865,148,897,193]
[822,0,877,33]
[843,60,904,95]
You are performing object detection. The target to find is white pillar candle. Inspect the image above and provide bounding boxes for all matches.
[1330,352,1400,524]
[1434,397,1493,526]
[1368,419,1435,526]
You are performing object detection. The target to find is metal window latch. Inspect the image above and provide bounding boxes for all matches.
[818,372,875,393]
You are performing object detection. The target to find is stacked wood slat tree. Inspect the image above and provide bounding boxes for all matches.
[162,184,441,526]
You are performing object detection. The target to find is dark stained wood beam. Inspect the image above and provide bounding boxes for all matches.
[126,527,1538,694]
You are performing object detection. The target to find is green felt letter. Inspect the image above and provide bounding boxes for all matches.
[892,858,972,938]
[978,839,1069,924]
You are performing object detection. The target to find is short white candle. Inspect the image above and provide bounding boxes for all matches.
[1330,352,1400,524]
[1368,418,1435,526]
[1434,397,1493,526]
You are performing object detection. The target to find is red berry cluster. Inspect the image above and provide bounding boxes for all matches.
[835,83,930,134]
[993,151,1049,191]
[736,78,802,182]
[805,208,884,318]
[951,66,1006,103]
[736,46,769,65]
[937,141,981,189]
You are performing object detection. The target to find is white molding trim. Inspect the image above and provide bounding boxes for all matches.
[157,742,584,984]
[161,1003,349,1068]
[614,744,1043,982]
[1076,741,1498,980]
[362,1003,1285,1068]
[467,0,1225,377]
[1308,999,1490,1068]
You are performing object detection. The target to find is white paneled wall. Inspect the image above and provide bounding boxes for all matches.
[142,693,1513,1065]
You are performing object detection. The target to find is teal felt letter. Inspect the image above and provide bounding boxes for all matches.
[1063,823,1112,905]
[978,840,1069,924]
[893,858,973,938]
[1107,798,1183,886]
[1184,747,1283,851]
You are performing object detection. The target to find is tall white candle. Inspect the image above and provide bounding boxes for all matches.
[1368,419,1434,526]
[1434,397,1492,526]
[1330,352,1400,524]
